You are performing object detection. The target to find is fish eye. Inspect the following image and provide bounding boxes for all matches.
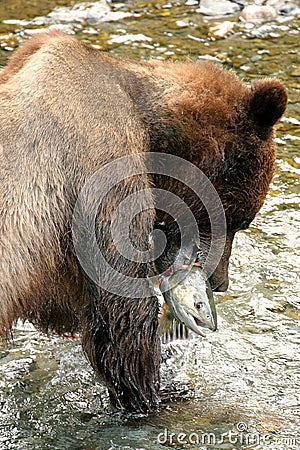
[195,300,204,310]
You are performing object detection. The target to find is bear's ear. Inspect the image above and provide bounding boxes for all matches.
[249,79,288,127]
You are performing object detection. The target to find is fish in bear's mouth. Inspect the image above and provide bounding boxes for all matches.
[150,263,218,340]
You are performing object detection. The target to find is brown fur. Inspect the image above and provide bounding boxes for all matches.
[0,31,287,412]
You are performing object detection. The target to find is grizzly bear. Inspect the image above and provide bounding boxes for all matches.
[0,31,287,413]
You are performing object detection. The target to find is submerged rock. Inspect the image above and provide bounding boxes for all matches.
[208,21,235,39]
[108,34,152,44]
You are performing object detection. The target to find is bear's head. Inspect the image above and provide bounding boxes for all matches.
[149,64,288,292]
[208,78,288,291]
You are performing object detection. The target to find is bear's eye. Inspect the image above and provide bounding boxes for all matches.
[237,213,256,231]
[239,221,251,230]
[231,213,256,232]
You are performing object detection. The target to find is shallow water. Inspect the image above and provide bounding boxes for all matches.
[0,1,299,449]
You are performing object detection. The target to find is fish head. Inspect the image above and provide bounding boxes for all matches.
[160,266,217,337]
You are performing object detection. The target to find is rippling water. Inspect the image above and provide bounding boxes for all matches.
[0,1,299,449]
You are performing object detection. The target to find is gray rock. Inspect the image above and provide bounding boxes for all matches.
[240,5,278,23]
[266,0,300,16]
[196,0,241,17]
[47,2,110,24]
[233,0,249,6]
[39,1,131,25]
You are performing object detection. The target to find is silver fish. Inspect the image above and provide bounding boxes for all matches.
[159,266,217,338]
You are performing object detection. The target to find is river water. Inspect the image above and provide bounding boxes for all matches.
[0,1,299,449]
